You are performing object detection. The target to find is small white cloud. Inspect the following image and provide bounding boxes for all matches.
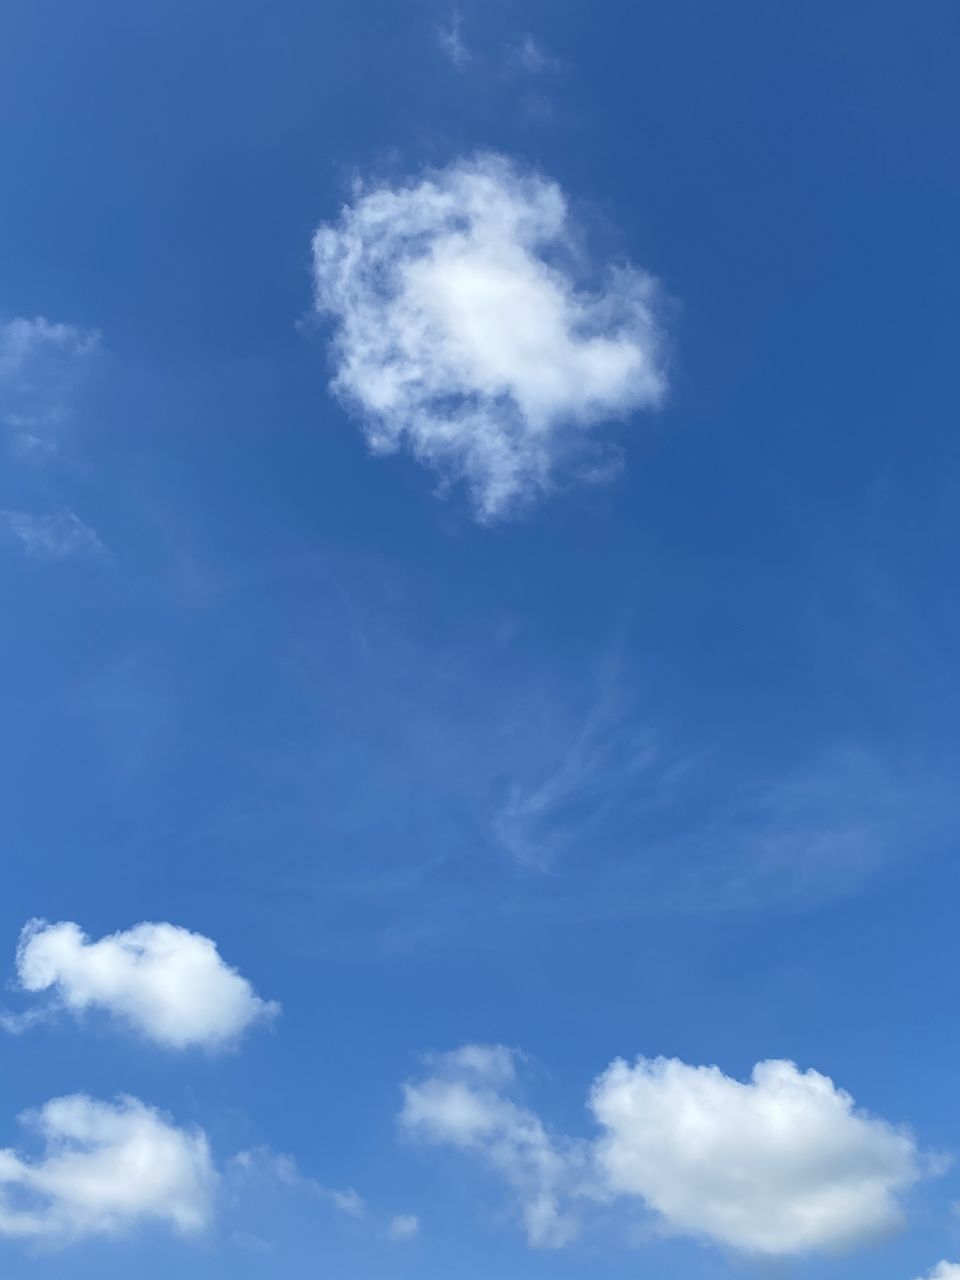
[916,1265,960,1280]
[15,920,279,1051]
[312,153,666,520]
[0,1094,216,1242]
[591,1056,925,1255]
[399,1045,583,1247]
[0,316,100,451]
[1,508,106,561]
[388,1212,419,1241]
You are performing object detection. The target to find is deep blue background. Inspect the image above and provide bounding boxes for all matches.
[1,1,959,1275]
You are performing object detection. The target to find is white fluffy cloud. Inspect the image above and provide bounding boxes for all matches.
[312,153,666,519]
[0,1094,216,1241]
[15,920,279,1050]
[400,1045,930,1259]
[1,508,106,561]
[590,1056,924,1256]
[916,1266,960,1280]
[399,1045,583,1247]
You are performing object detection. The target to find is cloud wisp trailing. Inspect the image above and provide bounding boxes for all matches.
[400,1045,587,1247]
[437,8,471,69]
[400,1044,933,1259]
[230,1148,365,1219]
[0,1094,216,1243]
[387,1212,419,1241]
[13,920,279,1051]
[1,509,106,561]
[312,153,667,519]
[229,1147,419,1243]
[0,316,100,454]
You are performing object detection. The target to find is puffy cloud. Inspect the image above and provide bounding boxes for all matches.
[1,508,106,561]
[590,1056,924,1255]
[512,36,559,75]
[401,1046,931,1259]
[0,316,100,452]
[437,9,470,69]
[0,1094,216,1242]
[15,920,279,1050]
[915,1266,960,1280]
[399,1045,583,1247]
[312,153,666,519]
[388,1212,419,1241]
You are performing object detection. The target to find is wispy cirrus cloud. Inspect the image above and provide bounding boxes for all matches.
[437,8,471,69]
[230,1148,365,1218]
[0,316,100,454]
[489,669,941,911]
[1,508,106,561]
[312,153,667,520]
[510,35,561,75]
[230,1147,417,1243]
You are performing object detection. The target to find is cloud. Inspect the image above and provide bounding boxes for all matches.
[230,1148,365,1219]
[437,9,470,69]
[388,1212,419,1241]
[0,316,100,452]
[512,35,559,75]
[590,1056,926,1255]
[916,1265,960,1280]
[399,1045,585,1247]
[489,663,934,909]
[0,1094,215,1242]
[400,1045,933,1259]
[312,153,666,519]
[1,508,106,561]
[14,920,279,1050]
[492,674,659,872]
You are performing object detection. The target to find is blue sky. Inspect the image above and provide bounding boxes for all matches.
[1,0,959,1276]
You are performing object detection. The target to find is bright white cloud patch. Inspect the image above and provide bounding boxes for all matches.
[0,1094,215,1241]
[401,1046,930,1259]
[590,1056,923,1255]
[15,920,279,1050]
[0,316,100,452]
[917,1265,960,1280]
[312,154,666,519]
[399,1045,583,1247]
[1,508,105,561]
